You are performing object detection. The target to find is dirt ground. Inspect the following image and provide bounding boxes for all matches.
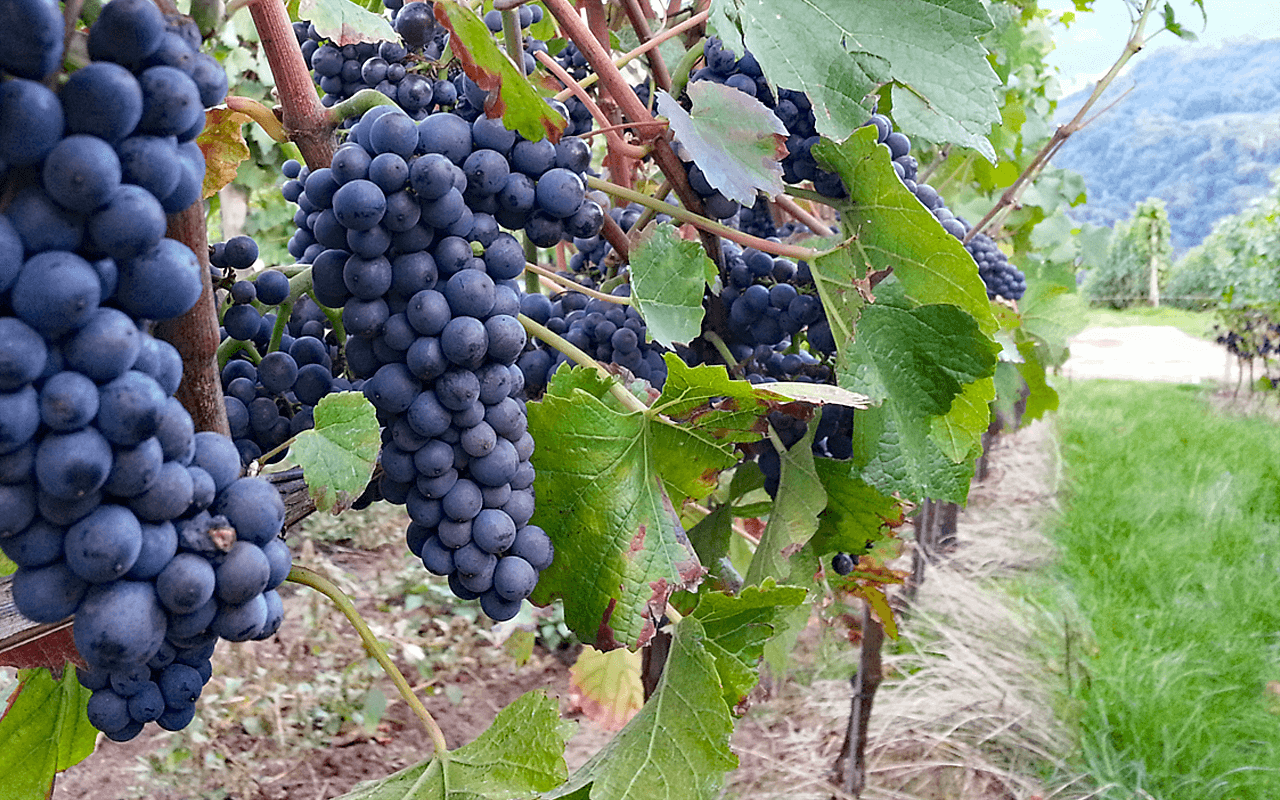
[48,326,1215,800]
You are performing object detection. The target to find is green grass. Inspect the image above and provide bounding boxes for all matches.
[1059,293,1217,339]
[1051,381,1280,799]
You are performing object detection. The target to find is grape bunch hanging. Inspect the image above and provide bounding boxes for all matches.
[0,0,290,741]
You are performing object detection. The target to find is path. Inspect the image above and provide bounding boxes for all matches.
[1060,325,1239,384]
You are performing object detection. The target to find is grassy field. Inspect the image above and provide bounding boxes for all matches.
[1051,381,1280,799]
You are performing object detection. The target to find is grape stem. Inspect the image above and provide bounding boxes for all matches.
[217,336,261,369]
[286,565,451,760]
[535,51,651,160]
[772,194,838,237]
[524,262,632,305]
[587,176,822,261]
[554,11,710,101]
[598,211,632,262]
[225,97,289,143]
[329,89,400,127]
[518,314,650,414]
[700,330,744,376]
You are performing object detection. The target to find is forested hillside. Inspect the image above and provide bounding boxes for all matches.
[1054,38,1280,254]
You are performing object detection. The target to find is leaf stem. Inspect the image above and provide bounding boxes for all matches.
[518,314,649,414]
[525,262,631,304]
[772,194,837,237]
[501,8,525,77]
[700,329,743,375]
[587,176,820,261]
[328,88,400,127]
[286,565,450,759]
[667,35,706,100]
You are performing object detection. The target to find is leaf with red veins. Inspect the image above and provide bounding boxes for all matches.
[434,1,567,142]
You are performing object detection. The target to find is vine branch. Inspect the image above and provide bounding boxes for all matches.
[287,565,450,759]
[964,0,1160,242]
[588,176,820,260]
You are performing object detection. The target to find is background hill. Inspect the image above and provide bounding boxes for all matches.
[1053,38,1280,254]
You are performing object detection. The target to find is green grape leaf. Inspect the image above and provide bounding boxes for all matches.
[1015,339,1058,423]
[1016,282,1086,364]
[629,224,716,349]
[568,645,645,730]
[656,82,788,205]
[297,0,397,44]
[528,367,737,649]
[654,355,778,443]
[852,403,975,504]
[813,129,998,337]
[930,377,995,462]
[434,1,567,142]
[840,304,998,503]
[713,0,999,157]
[838,304,998,421]
[334,691,573,799]
[546,618,737,800]
[0,665,98,800]
[197,109,251,200]
[744,421,827,586]
[810,460,905,557]
[690,582,807,708]
[290,391,380,513]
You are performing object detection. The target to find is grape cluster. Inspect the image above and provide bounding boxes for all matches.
[212,231,356,467]
[280,105,591,620]
[517,284,670,395]
[0,0,292,741]
[963,228,1026,301]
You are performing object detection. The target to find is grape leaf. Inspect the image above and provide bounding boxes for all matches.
[528,367,737,649]
[852,403,976,504]
[812,128,998,337]
[568,645,644,731]
[546,618,737,800]
[839,304,998,503]
[290,391,380,513]
[810,460,905,558]
[297,0,396,44]
[689,582,806,708]
[629,224,716,349]
[931,376,995,461]
[1014,339,1058,423]
[198,108,251,200]
[654,355,776,444]
[0,664,98,800]
[334,691,573,800]
[712,0,1000,159]
[656,83,787,205]
[744,420,826,586]
[434,1,567,142]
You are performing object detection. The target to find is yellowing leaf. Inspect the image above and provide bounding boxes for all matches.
[569,645,644,731]
[197,109,251,200]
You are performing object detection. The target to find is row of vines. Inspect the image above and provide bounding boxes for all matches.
[0,0,1202,797]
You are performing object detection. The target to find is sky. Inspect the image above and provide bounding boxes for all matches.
[1041,0,1280,93]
